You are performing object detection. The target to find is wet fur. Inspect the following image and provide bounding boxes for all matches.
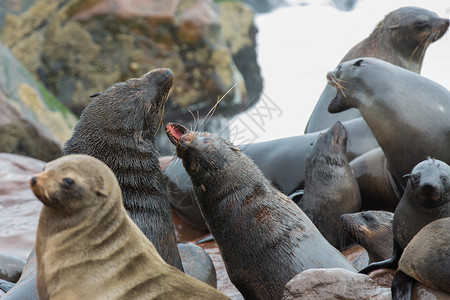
[169,127,357,300]
[301,122,361,250]
[341,211,394,262]
[62,69,183,270]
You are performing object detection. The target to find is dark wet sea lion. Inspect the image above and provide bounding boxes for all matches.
[392,217,450,299]
[62,68,184,270]
[360,158,450,274]
[0,253,25,283]
[31,154,229,300]
[306,6,449,133]
[165,122,357,300]
[350,148,402,211]
[1,249,38,300]
[341,211,394,262]
[301,122,361,250]
[327,57,450,185]
[164,117,378,230]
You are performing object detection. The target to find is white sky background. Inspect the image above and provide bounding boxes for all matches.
[229,0,450,144]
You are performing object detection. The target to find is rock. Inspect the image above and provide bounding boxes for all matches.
[368,269,395,288]
[0,41,77,162]
[1,0,262,121]
[219,1,262,104]
[0,253,26,283]
[283,268,391,300]
[0,153,44,260]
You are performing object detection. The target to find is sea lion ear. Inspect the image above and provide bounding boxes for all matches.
[95,188,108,197]
[230,145,241,152]
[90,92,101,98]
[353,59,364,67]
[388,24,399,31]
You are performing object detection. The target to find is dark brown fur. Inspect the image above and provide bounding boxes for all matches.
[166,123,356,300]
[341,211,394,262]
[31,155,229,300]
[301,122,361,250]
[62,69,183,270]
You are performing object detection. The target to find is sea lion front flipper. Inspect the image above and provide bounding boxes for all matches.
[391,271,414,300]
[359,240,402,274]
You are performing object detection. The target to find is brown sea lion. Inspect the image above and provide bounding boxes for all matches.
[62,68,184,271]
[165,122,357,300]
[341,211,394,262]
[360,158,450,274]
[327,57,450,185]
[164,117,378,230]
[306,6,449,133]
[31,154,229,300]
[392,217,450,299]
[301,121,361,250]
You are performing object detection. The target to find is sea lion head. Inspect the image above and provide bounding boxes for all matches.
[30,154,120,214]
[308,121,348,167]
[165,122,242,178]
[341,211,393,244]
[408,158,450,209]
[327,58,369,113]
[84,68,173,142]
[383,7,449,58]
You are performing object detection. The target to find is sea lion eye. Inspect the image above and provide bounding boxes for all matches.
[362,215,373,222]
[411,174,420,185]
[203,138,213,144]
[62,178,75,187]
[414,21,428,30]
[440,175,448,182]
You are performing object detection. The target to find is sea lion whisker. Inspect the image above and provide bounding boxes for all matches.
[409,32,433,64]
[163,157,183,178]
[328,75,347,97]
[198,82,238,130]
[187,109,198,132]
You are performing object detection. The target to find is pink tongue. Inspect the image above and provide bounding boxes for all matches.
[169,125,184,141]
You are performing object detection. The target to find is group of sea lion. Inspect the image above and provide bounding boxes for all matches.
[2,5,450,300]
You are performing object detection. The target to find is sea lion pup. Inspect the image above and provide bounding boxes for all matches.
[392,217,450,300]
[305,6,449,133]
[301,121,361,250]
[62,68,184,270]
[31,154,229,300]
[165,122,357,300]
[360,158,450,274]
[327,57,450,185]
[341,211,394,262]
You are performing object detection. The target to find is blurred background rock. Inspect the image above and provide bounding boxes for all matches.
[0,0,263,157]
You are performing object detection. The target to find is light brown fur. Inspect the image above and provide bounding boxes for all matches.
[32,154,229,300]
[398,217,450,293]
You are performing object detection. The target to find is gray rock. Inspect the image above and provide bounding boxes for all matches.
[0,42,77,161]
[283,268,391,300]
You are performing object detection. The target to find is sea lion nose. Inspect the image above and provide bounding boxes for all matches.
[30,176,38,186]
[163,68,174,79]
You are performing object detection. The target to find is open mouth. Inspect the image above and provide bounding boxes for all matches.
[166,122,189,145]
